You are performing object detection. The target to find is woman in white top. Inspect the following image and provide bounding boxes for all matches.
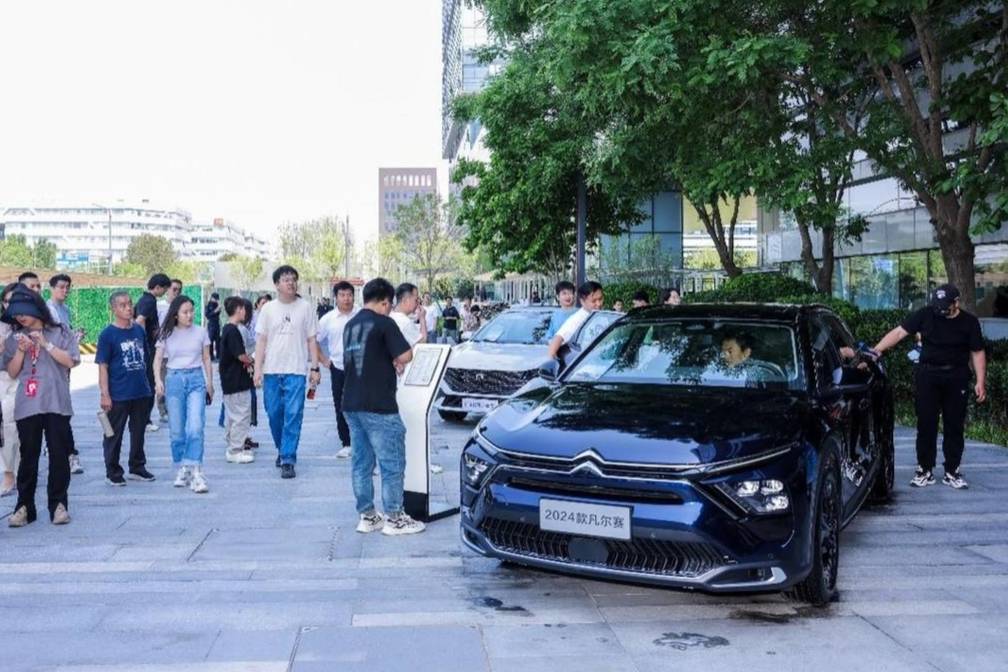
[0,283,22,497]
[153,296,213,493]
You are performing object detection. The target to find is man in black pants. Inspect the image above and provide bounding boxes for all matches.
[96,292,155,485]
[869,284,987,489]
[205,292,222,361]
[316,281,358,459]
[133,273,171,432]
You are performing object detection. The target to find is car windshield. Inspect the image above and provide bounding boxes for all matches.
[566,319,802,390]
[471,310,554,345]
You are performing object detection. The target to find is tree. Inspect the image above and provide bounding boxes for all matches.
[32,238,58,269]
[393,194,465,294]
[314,217,348,281]
[0,234,33,267]
[125,234,178,276]
[230,255,264,289]
[279,216,348,282]
[166,260,212,284]
[111,261,146,278]
[684,248,757,271]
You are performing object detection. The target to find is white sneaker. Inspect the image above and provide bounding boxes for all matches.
[336,446,351,459]
[146,421,159,433]
[355,511,384,533]
[226,449,254,464]
[173,466,191,488]
[190,468,208,494]
[69,454,84,474]
[382,513,426,536]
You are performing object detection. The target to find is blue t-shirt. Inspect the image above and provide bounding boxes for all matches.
[545,307,578,340]
[96,323,152,402]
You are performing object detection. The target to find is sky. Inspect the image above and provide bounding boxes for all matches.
[0,0,446,246]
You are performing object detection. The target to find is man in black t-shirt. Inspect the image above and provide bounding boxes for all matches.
[869,284,987,489]
[341,278,425,536]
[441,297,461,344]
[134,273,171,432]
[205,292,222,362]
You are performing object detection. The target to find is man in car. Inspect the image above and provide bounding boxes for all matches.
[545,280,578,340]
[868,283,986,490]
[547,281,604,361]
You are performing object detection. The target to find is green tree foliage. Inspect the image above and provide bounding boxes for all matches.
[684,248,757,271]
[230,255,265,289]
[125,234,178,276]
[279,216,348,281]
[392,194,467,294]
[0,234,34,267]
[32,238,58,269]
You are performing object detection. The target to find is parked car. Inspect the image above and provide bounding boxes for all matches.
[557,309,622,371]
[435,306,556,421]
[459,303,895,605]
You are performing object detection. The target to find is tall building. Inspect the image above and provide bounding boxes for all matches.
[378,167,438,237]
[188,218,272,263]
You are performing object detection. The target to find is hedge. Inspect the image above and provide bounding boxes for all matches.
[685,273,1007,447]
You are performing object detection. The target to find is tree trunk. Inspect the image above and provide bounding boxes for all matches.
[935,219,977,311]
[694,198,742,278]
[795,218,835,294]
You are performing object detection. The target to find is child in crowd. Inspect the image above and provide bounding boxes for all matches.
[220,298,255,464]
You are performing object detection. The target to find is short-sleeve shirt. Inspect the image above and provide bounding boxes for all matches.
[219,323,253,395]
[317,307,359,369]
[255,298,318,375]
[46,300,72,327]
[390,310,423,346]
[442,306,461,331]
[546,307,578,339]
[342,309,411,414]
[96,323,151,401]
[157,326,210,370]
[900,307,984,368]
[2,325,80,420]
[134,291,160,349]
[554,308,593,345]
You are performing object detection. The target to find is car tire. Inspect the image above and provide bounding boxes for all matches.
[869,400,895,504]
[788,442,841,607]
[438,410,468,422]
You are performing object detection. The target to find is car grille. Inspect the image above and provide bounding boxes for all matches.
[443,368,536,396]
[479,517,726,578]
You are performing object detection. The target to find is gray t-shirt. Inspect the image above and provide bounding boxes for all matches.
[2,325,80,420]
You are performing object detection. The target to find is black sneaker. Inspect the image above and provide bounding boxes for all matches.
[943,471,969,489]
[280,463,296,479]
[275,455,282,468]
[910,467,935,487]
[106,475,127,487]
[128,469,156,482]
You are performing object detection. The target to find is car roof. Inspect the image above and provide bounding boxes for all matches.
[625,303,824,323]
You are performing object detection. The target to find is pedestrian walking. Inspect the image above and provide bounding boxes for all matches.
[238,298,260,446]
[134,273,171,432]
[253,265,321,479]
[220,297,255,464]
[317,281,359,459]
[205,292,222,362]
[46,273,84,475]
[0,283,22,498]
[547,281,605,361]
[869,284,987,489]
[3,286,80,527]
[96,291,156,486]
[154,295,214,494]
[155,279,183,424]
[441,297,461,344]
[342,278,424,536]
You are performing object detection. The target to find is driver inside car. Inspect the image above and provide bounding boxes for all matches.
[718,331,784,385]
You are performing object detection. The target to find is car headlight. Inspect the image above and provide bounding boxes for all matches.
[463,452,491,487]
[716,478,790,514]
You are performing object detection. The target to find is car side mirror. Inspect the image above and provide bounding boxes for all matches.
[538,359,560,382]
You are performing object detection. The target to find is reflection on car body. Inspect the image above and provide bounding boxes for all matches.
[460,303,895,605]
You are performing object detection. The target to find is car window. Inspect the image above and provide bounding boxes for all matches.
[566,319,802,390]
[810,315,844,391]
[574,312,619,347]
[471,310,554,345]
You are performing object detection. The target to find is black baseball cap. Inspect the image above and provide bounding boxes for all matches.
[932,284,960,311]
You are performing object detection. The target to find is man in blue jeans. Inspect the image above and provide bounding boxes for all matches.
[342,278,424,535]
[253,265,321,479]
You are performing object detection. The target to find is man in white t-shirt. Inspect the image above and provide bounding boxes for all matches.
[316,281,359,459]
[253,265,321,479]
[421,292,440,343]
[390,283,428,348]
[547,281,605,361]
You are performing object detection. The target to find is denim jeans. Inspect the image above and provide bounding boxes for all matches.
[165,367,207,466]
[344,411,406,515]
[263,374,306,465]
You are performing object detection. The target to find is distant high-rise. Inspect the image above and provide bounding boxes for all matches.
[442,2,498,166]
[378,168,438,237]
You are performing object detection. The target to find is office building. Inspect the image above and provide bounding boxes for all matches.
[378,167,438,237]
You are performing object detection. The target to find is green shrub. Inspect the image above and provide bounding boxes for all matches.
[602,280,660,309]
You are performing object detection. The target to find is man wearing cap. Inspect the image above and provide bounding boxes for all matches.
[868,284,987,489]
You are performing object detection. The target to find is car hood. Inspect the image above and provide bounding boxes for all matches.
[448,340,549,372]
[480,383,808,466]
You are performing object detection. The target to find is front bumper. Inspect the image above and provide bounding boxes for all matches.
[460,439,816,593]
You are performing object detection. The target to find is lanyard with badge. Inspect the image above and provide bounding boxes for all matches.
[24,337,40,398]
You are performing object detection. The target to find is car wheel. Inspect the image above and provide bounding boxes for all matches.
[869,402,895,504]
[788,443,841,606]
[438,410,468,422]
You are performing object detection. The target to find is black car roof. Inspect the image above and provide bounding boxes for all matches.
[625,303,823,323]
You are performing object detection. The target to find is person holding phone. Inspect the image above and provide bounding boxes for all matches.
[154,295,213,494]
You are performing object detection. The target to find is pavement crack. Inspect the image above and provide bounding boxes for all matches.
[288,625,310,672]
[186,527,216,562]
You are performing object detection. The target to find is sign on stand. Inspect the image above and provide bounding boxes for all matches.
[396,343,457,522]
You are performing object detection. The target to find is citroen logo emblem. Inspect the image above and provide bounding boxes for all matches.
[573,461,605,477]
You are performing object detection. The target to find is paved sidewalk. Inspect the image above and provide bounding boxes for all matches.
[1,362,1006,671]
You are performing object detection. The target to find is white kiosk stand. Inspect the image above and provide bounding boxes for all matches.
[396,343,458,522]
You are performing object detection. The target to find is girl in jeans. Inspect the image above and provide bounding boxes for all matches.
[154,296,213,493]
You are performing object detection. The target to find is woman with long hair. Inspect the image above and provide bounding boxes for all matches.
[153,295,213,493]
[2,285,80,526]
[1,282,23,498]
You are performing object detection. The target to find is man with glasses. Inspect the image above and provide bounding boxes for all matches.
[253,265,321,479]
[46,274,84,474]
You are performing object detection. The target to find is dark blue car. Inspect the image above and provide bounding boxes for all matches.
[459,304,895,605]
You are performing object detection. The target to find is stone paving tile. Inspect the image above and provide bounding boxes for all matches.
[0,365,1006,671]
